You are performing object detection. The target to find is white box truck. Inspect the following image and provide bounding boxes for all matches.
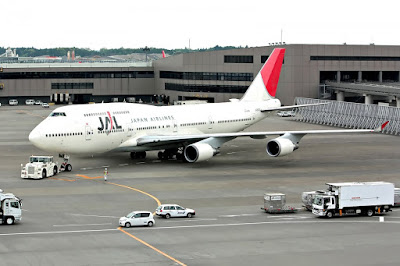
[312,182,394,218]
[0,189,22,225]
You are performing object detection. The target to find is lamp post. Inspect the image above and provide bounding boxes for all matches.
[142,46,150,62]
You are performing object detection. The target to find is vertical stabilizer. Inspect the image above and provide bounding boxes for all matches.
[240,48,285,102]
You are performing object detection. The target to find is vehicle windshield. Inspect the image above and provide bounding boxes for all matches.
[313,196,324,206]
[30,157,50,163]
[126,212,136,218]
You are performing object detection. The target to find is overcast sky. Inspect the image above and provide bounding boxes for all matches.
[3,0,400,50]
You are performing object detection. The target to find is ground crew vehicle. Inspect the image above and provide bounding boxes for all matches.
[156,204,195,219]
[9,99,18,105]
[312,182,394,218]
[261,193,297,214]
[119,211,155,227]
[21,155,58,179]
[0,189,22,225]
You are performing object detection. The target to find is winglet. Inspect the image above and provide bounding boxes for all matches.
[375,121,389,132]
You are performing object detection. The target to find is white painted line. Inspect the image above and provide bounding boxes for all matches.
[227,152,236,155]
[53,223,112,227]
[101,165,110,168]
[149,220,400,230]
[136,162,146,164]
[69,213,120,219]
[0,228,118,237]
[119,164,129,166]
[80,167,93,170]
[180,218,218,222]
[219,213,259,218]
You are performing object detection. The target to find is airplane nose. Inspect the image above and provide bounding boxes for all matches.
[29,128,41,146]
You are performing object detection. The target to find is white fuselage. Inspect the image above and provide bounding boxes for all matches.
[29,99,281,154]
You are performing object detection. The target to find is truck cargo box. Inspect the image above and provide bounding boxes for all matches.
[327,182,394,209]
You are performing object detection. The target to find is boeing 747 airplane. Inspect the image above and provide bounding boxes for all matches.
[29,48,387,171]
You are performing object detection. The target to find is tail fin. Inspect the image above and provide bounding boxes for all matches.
[240,48,285,102]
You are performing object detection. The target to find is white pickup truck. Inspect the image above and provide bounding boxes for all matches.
[21,155,58,179]
[0,189,22,225]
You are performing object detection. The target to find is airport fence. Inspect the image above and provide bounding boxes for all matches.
[294,97,400,135]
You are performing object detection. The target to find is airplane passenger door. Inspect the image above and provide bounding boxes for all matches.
[208,116,214,129]
[85,125,92,140]
[173,120,178,133]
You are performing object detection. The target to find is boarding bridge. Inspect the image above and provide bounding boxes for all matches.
[294,97,400,135]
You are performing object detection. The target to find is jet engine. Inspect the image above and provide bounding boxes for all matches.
[184,143,217,163]
[266,137,298,157]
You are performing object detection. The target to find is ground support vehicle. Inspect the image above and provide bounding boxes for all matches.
[261,193,297,214]
[156,204,195,219]
[302,190,328,211]
[119,211,155,227]
[21,155,59,179]
[0,189,22,225]
[312,182,394,218]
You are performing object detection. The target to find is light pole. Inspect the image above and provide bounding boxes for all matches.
[142,46,150,62]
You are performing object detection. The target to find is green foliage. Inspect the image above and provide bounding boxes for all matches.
[0,45,241,57]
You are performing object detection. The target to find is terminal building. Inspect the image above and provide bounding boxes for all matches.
[1,44,400,106]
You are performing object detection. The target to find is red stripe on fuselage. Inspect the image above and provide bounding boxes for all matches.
[107,111,113,130]
[260,48,285,98]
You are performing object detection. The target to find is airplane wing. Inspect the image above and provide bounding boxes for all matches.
[130,121,388,147]
[261,102,328,112]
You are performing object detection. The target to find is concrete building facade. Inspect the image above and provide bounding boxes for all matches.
[1,44,400,105]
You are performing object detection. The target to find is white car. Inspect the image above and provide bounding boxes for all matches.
[41,102,49,108]
[277,111,296,117]
[9,99,18,106]
[35,100,42,105]
[25,99,35,105]
[155,204,195,219]
[119,211,155,228]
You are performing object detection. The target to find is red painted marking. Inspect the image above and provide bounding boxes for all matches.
[260,48,285,97]
[381,121,389,130]
[107,111,113,130]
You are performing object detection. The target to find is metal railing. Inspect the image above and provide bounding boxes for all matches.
[294,97,400,135]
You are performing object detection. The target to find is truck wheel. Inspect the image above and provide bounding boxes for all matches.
[66,164,72,172]
[165,213,171,219]
[42,169,47,179]
[6,217,14,225]
[326,211,333,218]
[125,222,131,228]
[53,166,58,176]
[367,209,374,217]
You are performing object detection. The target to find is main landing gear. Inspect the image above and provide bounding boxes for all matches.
[130,151,146,159]
[59,154,72,172]
[158,148,186,161]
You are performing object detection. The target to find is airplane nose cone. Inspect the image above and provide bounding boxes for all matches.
[29,128,41,146]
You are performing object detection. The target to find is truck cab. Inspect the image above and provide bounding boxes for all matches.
[0,190,22,225]
[312,195,336,217]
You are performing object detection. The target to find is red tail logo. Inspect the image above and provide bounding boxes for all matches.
[260,48,285,97]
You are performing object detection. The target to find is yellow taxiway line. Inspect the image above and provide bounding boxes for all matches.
[118,227,187,266]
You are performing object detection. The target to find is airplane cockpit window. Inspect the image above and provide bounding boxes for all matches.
[49,112,67,117]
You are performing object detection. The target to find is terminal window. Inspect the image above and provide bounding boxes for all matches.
[51,83,94,90]
[224,55,253,63]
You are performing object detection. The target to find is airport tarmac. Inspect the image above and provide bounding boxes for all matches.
[0,105,399,266]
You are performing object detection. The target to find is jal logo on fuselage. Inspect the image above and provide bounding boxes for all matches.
[97,112,122,131]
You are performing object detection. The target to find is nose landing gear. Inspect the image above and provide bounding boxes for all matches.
[59,154,72,172]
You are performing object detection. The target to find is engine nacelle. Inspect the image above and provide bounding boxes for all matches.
[266,137,297,157]
[184,143,217,163]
